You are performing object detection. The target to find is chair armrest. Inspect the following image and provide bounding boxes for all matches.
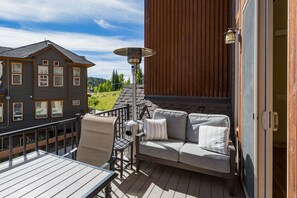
[62,147,77,157]
[100,156,117,170]
[136,132,145,137]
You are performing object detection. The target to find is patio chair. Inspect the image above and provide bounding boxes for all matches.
[64,113,118,197]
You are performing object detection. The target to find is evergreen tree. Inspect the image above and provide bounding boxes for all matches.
[119,74,124,89]
[111,70,116,91]
[136,65,143,84]
[125,77,131,85]
[114,70,120,90]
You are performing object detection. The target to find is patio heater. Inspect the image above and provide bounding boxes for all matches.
[113,47,155,121]
[113,47,155,161]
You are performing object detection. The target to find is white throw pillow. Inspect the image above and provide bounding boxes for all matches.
[144,118,168,141]
[198,125,229,155]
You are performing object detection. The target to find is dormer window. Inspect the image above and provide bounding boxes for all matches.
[11,62,22,85]
[38,65,49,87]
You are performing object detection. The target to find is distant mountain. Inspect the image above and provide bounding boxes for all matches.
[88,77,106,88]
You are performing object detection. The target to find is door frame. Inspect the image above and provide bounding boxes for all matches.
[257,0,274,197]
[287,0,297,196]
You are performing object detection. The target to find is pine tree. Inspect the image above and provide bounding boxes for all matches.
[136,65,143,84]
[114,70,120,90]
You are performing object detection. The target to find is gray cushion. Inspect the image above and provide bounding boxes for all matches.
[153,109,188,141]
[139,139,184,162]
[179,143,230,173]
[186,113,230,143]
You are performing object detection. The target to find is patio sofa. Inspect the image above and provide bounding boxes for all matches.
[135,109,236,196]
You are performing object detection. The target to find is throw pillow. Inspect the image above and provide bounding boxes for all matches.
[198,125,229,155]
[144,118,168,141]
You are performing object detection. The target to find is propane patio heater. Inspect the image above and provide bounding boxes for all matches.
[113,47,155,121]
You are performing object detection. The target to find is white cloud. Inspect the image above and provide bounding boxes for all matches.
[0,27,144,78]
[94,19,118,30]
[0,27,143,52]
[0,0,144,24]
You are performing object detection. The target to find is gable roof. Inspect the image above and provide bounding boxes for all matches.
[0,46,14,54]
[0,40,95,67]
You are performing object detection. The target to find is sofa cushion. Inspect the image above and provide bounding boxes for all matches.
[186,113,230,143]
[179,142,230,173]
[153,109,188,141]
[144,118,168,140]
[199,125,229,155]
[139,139,184,162]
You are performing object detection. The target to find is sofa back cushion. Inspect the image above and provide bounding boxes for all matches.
[186,113,230,143]
[153,109,188,141]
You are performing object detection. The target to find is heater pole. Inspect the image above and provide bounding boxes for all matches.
[131,63,137,120]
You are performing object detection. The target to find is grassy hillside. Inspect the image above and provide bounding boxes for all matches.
[88,90,121,111]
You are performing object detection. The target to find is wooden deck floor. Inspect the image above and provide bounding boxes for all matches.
[99,161,245,198]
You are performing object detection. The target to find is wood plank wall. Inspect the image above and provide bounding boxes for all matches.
[144,0,232,97]
[288,0,297,196]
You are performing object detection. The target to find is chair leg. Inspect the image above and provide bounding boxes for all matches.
[130,143,133,169]
[120,151,123,179]
[104,183,112,198]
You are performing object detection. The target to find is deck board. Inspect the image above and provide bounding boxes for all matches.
[102,161,245,198]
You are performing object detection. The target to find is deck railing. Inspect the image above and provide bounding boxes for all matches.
[0,104,148,162]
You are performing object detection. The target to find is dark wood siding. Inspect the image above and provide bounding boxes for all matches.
[144,0,232,97]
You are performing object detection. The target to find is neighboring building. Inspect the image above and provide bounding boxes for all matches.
[0,40,94,132]
[142,0,296,197]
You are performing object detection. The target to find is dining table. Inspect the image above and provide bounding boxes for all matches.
[0,150,117,198]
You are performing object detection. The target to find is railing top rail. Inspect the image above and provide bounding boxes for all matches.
[94,106,128,115]
[0,117,77,138]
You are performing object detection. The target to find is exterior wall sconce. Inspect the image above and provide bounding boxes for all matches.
[224,28,241,44]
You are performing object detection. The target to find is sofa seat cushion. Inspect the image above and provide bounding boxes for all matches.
[179,143,230,173]
[139,139,185,162]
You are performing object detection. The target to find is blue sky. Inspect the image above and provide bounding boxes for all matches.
[0,0,144,79]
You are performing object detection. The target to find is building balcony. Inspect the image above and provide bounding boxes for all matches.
[0,105,245,197]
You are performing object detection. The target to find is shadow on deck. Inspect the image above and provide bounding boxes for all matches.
[98,160,245,198]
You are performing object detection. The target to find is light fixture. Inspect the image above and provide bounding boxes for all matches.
[113,47,155,120]
[224,28,240,44]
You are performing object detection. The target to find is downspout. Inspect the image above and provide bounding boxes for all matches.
[0,58,10,129]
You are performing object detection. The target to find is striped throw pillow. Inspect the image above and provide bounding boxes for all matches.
[144,118,168,140]
[198,125,229,155]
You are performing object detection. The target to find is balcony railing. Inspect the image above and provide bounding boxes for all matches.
[0,104,149,162]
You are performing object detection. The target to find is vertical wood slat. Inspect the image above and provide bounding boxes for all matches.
[144,0,232,97]
[288,0,297,196]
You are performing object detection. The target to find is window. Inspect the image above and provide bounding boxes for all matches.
[72,100,80,106]
[13,102,23,121]
[53,67,63,87]
[35,101,48,119]
[0,103,3,122]
[11,62,22,85]
[38,65,49,87]
[51,100,63,117]
[73,67,80,86]
[53,61,59,66]
[42,60,49,65]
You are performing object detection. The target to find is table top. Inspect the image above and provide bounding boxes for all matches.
[0,150,117,198]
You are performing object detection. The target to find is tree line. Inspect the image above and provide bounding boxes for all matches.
[88,65,143,93]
